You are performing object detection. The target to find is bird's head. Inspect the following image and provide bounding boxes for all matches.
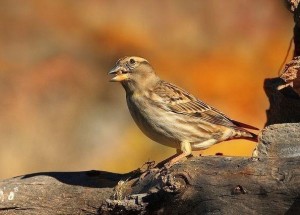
[109,56,159,92]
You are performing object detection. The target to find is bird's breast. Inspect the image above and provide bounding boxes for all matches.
[126,93,179,147]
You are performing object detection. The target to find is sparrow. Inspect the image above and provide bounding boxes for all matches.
[109,56,258,166]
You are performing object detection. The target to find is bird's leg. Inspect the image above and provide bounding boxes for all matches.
[165,141,192,168]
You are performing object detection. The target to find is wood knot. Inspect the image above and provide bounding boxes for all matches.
[163,173,190,193]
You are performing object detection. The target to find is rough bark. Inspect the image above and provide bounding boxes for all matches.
[258,123,300,158]
[0,171,137,214]
[264,77,300,125]
[0,153,299,215]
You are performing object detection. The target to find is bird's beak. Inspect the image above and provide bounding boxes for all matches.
[108,65,129,82]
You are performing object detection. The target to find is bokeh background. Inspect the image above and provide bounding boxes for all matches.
[0,0,293,179]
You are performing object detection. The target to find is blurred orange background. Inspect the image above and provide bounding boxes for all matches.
[0,1,293,179]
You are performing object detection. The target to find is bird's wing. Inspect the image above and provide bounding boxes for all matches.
[152,81,236,127]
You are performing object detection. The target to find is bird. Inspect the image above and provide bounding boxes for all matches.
[109,56,258,167]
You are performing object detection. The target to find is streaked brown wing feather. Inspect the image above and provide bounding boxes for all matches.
[152,81,235,127]
[197,109,235,127]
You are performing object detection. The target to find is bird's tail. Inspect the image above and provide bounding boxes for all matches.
[232,128,258,142]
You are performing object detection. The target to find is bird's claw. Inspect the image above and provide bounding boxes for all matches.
[139,167,160,181]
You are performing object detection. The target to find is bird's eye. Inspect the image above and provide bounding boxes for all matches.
[129,59,135,64]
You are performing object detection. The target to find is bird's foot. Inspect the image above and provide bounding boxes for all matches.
[163,152,193,169]
[164,160,177,169]
[139,167,160,181]
[164,162,172,169]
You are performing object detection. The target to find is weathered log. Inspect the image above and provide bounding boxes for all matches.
[0,171,136,214]
[0,153,299,215]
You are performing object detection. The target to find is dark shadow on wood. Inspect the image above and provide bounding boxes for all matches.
[285,196,300,215]
[20,170,138,188]
[264,78,300,126]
